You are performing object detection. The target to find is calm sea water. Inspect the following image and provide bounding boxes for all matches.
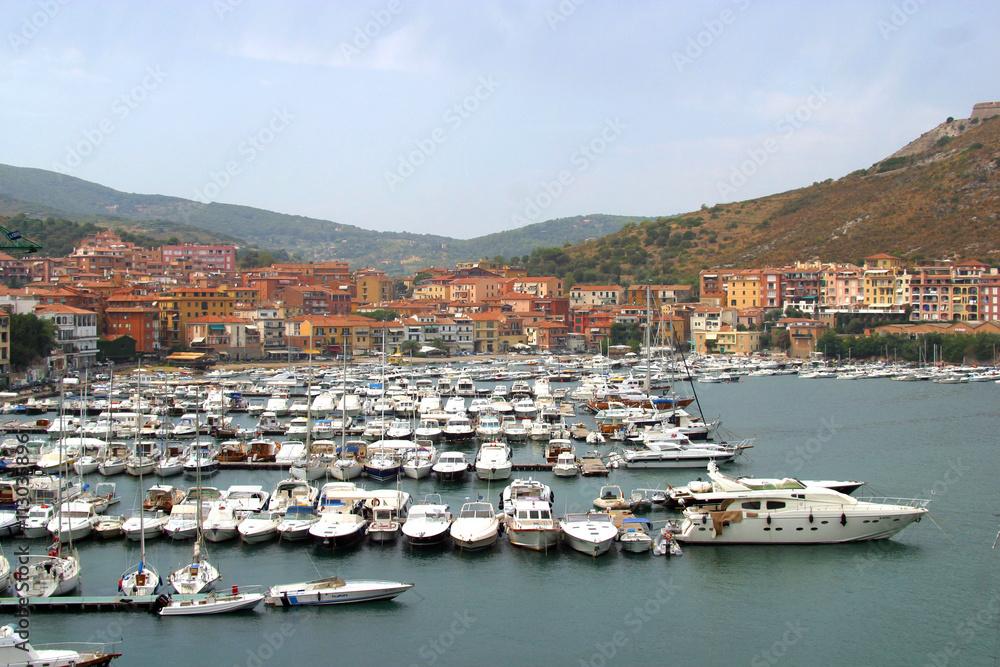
[9,376,1000,667]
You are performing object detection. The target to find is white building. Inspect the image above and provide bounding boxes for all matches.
[34,304,99,369]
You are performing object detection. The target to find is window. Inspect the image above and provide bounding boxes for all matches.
[742,501,761,510]
[765,501,786,510]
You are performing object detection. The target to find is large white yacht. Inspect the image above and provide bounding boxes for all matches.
[673,464,928,544]
[611,429,752,469]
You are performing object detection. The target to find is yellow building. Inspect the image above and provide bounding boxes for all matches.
[354,269,394,305]
[862,254,907,309]
[725,271,762,308]
[159,287,237,347]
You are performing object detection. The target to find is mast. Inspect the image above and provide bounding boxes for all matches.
[134,361,147,576]
[644,286,651,395]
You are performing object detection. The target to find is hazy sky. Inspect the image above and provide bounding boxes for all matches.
[3,0,998,239]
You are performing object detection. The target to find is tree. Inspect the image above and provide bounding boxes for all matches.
[10,313,57,371]
[400,339,420,355]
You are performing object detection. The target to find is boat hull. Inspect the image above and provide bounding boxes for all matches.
[507,527,560,551]
[675,508,926,544]
[265,579,413,606]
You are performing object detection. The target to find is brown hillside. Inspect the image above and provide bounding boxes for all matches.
[569,114,1000,282]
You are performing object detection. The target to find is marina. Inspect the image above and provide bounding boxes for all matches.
[0,356,997,665]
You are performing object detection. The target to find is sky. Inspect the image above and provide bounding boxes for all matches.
[2,0,999,240]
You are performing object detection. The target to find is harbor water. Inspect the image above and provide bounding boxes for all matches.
[6,374,999,666]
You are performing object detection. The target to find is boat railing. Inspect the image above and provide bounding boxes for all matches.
[31,640,121,654]
[855,496,931,509]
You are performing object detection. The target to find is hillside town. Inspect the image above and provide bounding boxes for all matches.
[2,230,1000,381]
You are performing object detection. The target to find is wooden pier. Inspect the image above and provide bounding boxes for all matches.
[0,594,206,613]
[580,458,609,476]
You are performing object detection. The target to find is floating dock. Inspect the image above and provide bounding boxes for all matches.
[580,458,609,476]
[0,594,208,613]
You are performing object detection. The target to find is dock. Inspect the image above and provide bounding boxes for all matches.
[216,461,555,472]
[580,458,609,476]
[0,594,207,613]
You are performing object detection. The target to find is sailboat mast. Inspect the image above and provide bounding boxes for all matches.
[644,286,651,395]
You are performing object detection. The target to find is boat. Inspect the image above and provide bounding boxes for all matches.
[475,413,504,440]
[22,504,57,539]
[560,511,619,556]
[414,418,443,442]
[505,498,560,552]
[0,624,121,666]
[264,576,413,606]
[119,435,162,597]
[182,443,219,478]
[401,443,436,479]
[366,506,403,542]
[474,441,512,481]
[441,415,475,442]
[431,451,469,482]
[500,416,528,443]
[267,478,319,515]
[155,584,265,616]
[14,547,82,597]
[121,509,168,541]
[237,510,283,544]
[449,501,500,551]
[674,467,929,544]
[666,466,865,509]
[618,517,654,553]
[94,515,125,539]
[202,503,241,543]
[552,450,579,477]
[611,430,753,469]
[363,445,403,482]
[500,478,553,516]
[154,447,186,477]
[330,441,366,480]
[309,482,369,548]
[143,485,186,513]
[402,495,452,547]
[169,435,221,594]
[593,485,631,511]
[46,501,99,542]
[276,505,320,541]
[652,523,683,557]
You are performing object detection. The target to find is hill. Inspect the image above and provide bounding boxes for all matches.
[529,113,1000,287]
[0,165,639,272]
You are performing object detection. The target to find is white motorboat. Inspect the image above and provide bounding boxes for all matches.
[0,624,121,665]
[500,478,553,516]
[560,511,619,556]
[666,464,865,509]
[22,504,57,539]
[449,501,500,551]
[366,507,402,542]
[432,451,469,482]
[593,485,631,511]
[202,503,241,543]
[182,445,219,478]
[154,451,186,477]
[613,430,753,469]
[238,510,283,544]
[505,498,560,552]
[171,414,199,439]
[475,414,504,440]
[402,495,452,547]
[528,420,552,442]
[474,442,512,481]
[552,451,579,477]
[285,417,309,437]
[414,418,443,442]
[309,481,370,548]
[501,417,528,443]
[46,502,100,542]
[267,478,319,515]
[618,517,654,553]
[385,419,414,440]
[156,584,265,616]
[674,465,929,544]
[162,504,200,541]
[121,510,168,541]
[402,444,436,479]
[441,415,475,442]
[264,576,413,606]
[276,505,320,541]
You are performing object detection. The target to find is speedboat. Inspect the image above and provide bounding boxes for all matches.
[449,501,500,551]
[264,576,413,606]
[432,451,469,482]
[501,417,528,443]
[122,510,168,541]
[267,478,319,515]
[156,585,265,616]
[402,495,452,547]
[202,504,241,543]
[309,482,369,548]
[505,499,560,552]
[474,442,512,481]
[560,511,619,556]
[385,419,414,440]
[22,504,57,539]
[441,415,475,442]
[366,507,402,543]
[238,510,282,544]
[414,418,442,442]
[46,502,100,542]
[593,485,631,511]
[612,430,753,469]
[276,505,320,541]
[475,414,504,440]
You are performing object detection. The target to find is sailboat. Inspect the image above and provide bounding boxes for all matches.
[16,377,82,598]
[290,340,328,481]
[169,411,220,595]
[120,365,161,597]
